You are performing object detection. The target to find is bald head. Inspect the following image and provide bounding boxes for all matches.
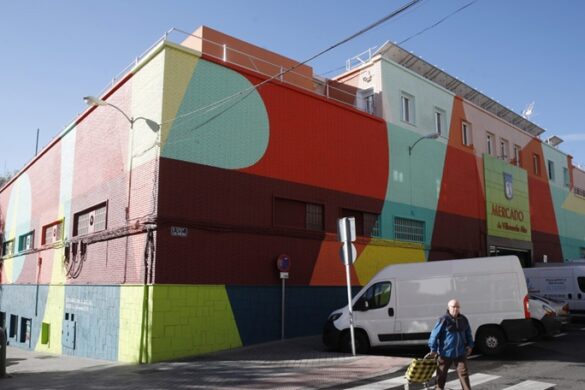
[448,299,461,317]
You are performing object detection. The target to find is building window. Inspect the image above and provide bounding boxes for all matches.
[42,220,64,245]
[513,145,522,167]
[74,203,107,236]
[342,209,381,237]
[18,231,34,252]
[486,132,495,156]
[547,160,555,181]
[274,198,323,232]
[576,186,585,198]
[2,239,14,257]
[434,108,445,136]
[532,154,541,176]
[9,314,18,339]
[461,121,472,146]
[401,92,415,125]
[364,212,382,237]
[394,217,425,243]
[306,203,324,231]
[563,167,570,188]
[358,88,375,115]
[500,138,509,160]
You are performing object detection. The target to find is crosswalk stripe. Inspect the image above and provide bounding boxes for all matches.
[518,341,535,347]
[345,369,455,390]
[344,376,406,389]
[446,373,500,389]
[501,380,556,390]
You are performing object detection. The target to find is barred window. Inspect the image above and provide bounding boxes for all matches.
[42,220,64,245]
[74,202,107,236]
[394,217,425,243]
[275,197,323,232]
[364,212,381,237]
[306,203,324,231]
[18,231,34,252]
[2,239,14,257]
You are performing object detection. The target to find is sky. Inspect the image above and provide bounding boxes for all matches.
[1,0,584,175]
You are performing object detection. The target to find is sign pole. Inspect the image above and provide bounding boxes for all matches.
[281,276,285,340]
[276,254,291,341]
[345,254,356,356]
[338,217,357,356]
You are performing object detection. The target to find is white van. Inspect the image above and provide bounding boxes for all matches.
[323,256,535,356]
[524,263,585,317]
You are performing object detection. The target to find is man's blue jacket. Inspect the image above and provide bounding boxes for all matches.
[428,312,474,359]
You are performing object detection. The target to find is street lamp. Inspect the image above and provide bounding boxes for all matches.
[408,132,439,155]
[83,96,160,132]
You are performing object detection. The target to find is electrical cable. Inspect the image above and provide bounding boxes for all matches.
[158,0,423,128]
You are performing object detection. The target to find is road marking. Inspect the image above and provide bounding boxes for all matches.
[553,332,567,337]
[501,380,556,389]
[446,373,500,389]
[580,327,585,331]
[346,369,455,390]
[518,341,535,347]
[345,376,407,389]
[467,354,480,360]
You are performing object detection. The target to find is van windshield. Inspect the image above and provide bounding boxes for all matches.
[578,277,585,293]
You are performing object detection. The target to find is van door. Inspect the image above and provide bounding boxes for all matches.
[573,270,585,315]
[353,280,396,346]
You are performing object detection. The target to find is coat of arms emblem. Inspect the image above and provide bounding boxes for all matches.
[504,172,513,200]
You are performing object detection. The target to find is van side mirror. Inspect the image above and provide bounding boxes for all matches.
[354,299,369,311]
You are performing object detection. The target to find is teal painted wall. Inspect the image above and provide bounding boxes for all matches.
[379,59,453,251]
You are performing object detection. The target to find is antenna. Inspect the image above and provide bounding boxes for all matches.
[521,101,535,120]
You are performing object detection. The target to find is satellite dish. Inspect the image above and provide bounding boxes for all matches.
[521,101,535,120]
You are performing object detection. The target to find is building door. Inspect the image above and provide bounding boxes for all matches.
[493,247,532,267]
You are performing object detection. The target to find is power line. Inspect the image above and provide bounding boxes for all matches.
[160,0,423,128]
[398,0,478,45]
[320,0,479,77]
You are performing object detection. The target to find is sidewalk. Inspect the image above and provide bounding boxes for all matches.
[1,336,413,389]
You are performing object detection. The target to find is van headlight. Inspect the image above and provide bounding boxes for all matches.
[329,313,342,322]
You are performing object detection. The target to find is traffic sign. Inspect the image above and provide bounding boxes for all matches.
[339,242,357,265]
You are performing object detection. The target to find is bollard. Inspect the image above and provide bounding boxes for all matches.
[0,326,6,378]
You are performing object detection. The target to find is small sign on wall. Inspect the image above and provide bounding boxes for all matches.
[171,226,188,237]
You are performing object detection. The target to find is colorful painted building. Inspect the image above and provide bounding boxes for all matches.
[1,26,584,362]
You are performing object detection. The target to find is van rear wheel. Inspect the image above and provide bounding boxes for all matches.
[476,327,505,355]
[340,330,370,354]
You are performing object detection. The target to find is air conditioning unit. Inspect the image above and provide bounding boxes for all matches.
[87,210,96,234]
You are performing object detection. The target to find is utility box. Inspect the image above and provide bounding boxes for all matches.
[62,315,76,349]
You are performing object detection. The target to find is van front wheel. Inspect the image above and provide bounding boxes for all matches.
[340,330,370,354]
[476,327,505,356]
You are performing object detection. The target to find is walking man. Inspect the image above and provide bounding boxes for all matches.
[428,299,474,390]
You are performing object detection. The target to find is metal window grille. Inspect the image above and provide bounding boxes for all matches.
[2,240,14,256]
[364,212,381,237]
[306,203,324,231]
[76,203,107,236]
[575,186,585,198]
[394,217,425,243]
[18,232,34,252]
[43,221,63,245]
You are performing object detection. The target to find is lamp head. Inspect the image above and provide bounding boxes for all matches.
[83,96,107,107]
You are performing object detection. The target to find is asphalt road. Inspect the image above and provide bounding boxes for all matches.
[340,320,585,389]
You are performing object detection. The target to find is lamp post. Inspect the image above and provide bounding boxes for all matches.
[83,95,161,221]
[408,132,439,155]
[408,132,439,217]
[83,96,160,132]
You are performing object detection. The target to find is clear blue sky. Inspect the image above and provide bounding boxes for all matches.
[1,0,584,175]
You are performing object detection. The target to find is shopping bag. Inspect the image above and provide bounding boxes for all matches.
[404,353,437,384]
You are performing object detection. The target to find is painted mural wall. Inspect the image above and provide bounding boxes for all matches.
[0,46,164,361]
[2,33,584,364]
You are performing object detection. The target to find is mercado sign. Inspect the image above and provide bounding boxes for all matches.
[484,155,531,241]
